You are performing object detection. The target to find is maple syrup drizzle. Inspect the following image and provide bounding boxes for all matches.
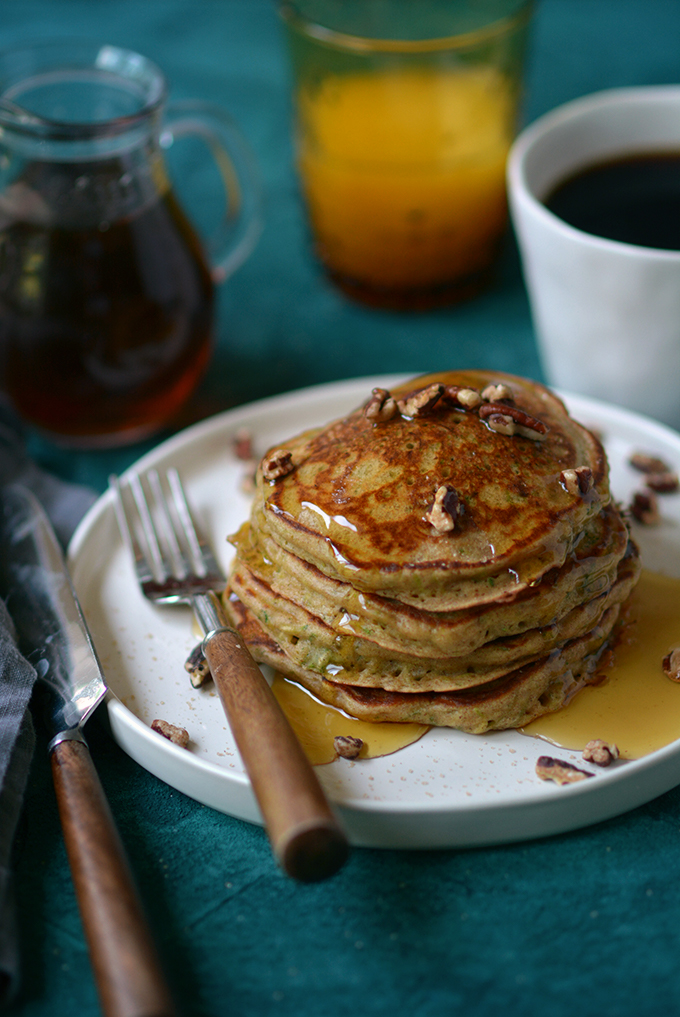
[523,570,680,759]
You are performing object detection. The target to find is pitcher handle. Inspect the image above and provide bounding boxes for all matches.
[161,99,262,283]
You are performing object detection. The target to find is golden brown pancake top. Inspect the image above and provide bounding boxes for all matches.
[256,371,607,596]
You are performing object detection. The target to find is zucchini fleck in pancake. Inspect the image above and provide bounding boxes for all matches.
[223,370,640,733]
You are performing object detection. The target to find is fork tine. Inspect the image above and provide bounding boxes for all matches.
[129,472,169,583]
[165,468,203,574]
[111,471,171,584]
[147,469,188,580]
[109,473,157,586]
[111,469,224,601]
[167,468,222,578]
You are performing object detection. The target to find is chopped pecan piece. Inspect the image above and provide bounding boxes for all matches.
[334,735,363,759]
[151,719,190,749]
[397,383,444,418]
[645,471,679,494]
[233,427,254,461]
[441,385,482,410]
[425,485,460,533]
[484,412,516,436]
[560,466,594,497]
[481,383,514,403]
[629,452,670,474]
[582,739,619,767]
[185,643,211,688]
[513,422,549,442]
[262,448,294,481]
[629,490,660,525]
[662,648,680,682]
[240,464,257,496]
[536,755,594,785]
[478,402,549,440]
[364,387,398,422]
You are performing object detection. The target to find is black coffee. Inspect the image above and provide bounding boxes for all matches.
[544,152,680,251]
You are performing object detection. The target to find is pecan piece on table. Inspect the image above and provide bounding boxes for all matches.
[397,383,444,418]
[582,739,619,767]
[151,718,190,749]
[262,448,294,481]
[536,755,594,785]
[364,387,398,422]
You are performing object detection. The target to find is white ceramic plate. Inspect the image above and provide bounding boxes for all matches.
[68,376,680,849]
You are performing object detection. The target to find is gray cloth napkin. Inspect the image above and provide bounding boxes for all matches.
[0,398,96,1006]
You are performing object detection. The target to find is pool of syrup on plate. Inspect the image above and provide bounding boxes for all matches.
[270,674,428,764]
[186,626,428,764]
[522,569,680,758]
[268,569,680,764]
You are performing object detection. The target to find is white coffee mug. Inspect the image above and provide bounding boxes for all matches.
[507,86,680,431]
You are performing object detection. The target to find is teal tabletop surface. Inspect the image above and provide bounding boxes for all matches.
[4,2,680,1015]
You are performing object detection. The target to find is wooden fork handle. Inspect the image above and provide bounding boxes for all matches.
[51,737,176,1017]
[204,628,349,882]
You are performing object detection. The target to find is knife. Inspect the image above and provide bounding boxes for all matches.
[0,484,176,1017]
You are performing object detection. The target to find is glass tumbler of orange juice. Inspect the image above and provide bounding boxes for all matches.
[280,0,533,310]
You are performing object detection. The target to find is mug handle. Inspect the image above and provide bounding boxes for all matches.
[161,99,263,283]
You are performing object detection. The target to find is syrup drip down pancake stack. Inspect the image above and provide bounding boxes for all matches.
[223,371,640,733]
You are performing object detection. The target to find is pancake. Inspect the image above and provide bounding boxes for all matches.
[227,549,639,692]
[253,370,608,608]
[229,500,629,659]
[223,370,639,731]
[225,595,625,734]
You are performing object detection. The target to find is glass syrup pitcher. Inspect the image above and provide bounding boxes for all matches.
[0,41,261,447]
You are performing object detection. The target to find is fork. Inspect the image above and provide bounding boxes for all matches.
[110,467,348,882]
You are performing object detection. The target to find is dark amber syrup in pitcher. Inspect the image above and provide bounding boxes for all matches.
[544,151,680,250]
[0,167,214,446]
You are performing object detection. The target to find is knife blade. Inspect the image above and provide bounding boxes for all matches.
[1,484,176,1017]
[2,484,107,739]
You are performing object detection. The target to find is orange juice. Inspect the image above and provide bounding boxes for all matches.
[296,65,515,305]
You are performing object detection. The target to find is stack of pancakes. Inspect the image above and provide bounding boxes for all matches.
[223,371,640,733]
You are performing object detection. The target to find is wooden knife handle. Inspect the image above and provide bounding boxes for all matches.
[51,738,176,1017]
[204,629,349,882]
